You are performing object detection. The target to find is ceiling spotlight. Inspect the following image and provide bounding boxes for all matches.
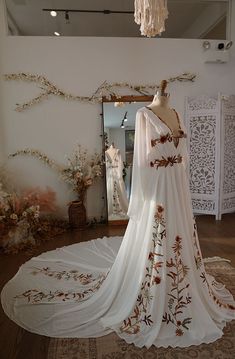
[202,41,211,50]
[225,41,233,50]
[65,11,70,24]
[120,121,125,129]
[54,31,60,36]
[50,11,57,17]
[123,111,128,122]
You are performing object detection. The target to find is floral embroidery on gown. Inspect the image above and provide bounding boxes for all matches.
[1,107,235,348]
[105,147,129,219]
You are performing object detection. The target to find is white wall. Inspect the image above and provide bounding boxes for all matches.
[0,0,235,219]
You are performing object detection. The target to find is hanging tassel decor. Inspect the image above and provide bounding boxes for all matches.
[134,0,169,37]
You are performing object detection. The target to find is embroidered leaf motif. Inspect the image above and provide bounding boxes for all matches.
[162,235,192,337]
[15,273,107,304]
[150,155,182,170]
[31,267,102,285]
[151,131,186,149]
[119,205,166,335]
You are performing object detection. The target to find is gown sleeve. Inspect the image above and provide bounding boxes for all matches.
[182,137,190,175]
[127,110,150,222]
[176,110,190,174]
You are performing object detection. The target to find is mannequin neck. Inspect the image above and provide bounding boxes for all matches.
[108,144,115,152]
[150,93,170,109]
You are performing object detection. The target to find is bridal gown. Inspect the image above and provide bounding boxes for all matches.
[1,107,235,348]
[105,147,129,218]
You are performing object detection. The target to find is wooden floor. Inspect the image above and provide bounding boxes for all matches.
[0,213,235,359]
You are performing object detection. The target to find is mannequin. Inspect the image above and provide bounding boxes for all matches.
[147,80,182,136]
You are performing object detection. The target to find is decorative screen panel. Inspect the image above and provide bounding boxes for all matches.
[186,94,235,219]
[221,95,235,215]
[223,115,235,194]
[189,115,216,195]
[185,96,219,217]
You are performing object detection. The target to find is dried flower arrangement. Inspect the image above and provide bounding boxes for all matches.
[60,145,102,202]
[0,180,68,254]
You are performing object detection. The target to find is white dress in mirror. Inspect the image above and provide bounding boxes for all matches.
[105,144,129,219]
[1,106,235,348]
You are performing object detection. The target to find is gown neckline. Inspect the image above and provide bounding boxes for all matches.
[145,106,182,137]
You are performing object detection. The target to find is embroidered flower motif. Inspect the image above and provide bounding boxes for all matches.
[176,328,184,336]
[154,205,164,221]
[153,276,161,285]
[157,204,164,213]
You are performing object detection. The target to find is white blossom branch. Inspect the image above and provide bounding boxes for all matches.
[4,72,197,112]
[9,148,63,172]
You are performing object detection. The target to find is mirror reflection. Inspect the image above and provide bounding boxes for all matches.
[103,99,152,222]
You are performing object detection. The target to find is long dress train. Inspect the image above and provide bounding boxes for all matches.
[1,107,235,348]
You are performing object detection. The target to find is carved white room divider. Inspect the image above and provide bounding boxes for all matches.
[185,94,235,220]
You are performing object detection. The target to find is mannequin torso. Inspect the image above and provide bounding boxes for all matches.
[147,93,182,136]
[106,144,117,157]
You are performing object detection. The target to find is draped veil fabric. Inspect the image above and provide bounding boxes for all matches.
[1,107,235,348]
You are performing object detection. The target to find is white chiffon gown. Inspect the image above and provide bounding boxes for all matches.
[1,107,235,348]
[105,147,129,219]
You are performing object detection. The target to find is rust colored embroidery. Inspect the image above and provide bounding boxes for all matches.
[15,273,107,304]
[150,155,182,169]
[31,267,101,285]
[151,134,172,147]
[192,219,235,311]
[151,131,187,149]
[119,205,166,335]
[112,180,123,215]
[162,236,192,337]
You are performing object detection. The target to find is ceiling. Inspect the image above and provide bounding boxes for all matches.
[5,0,228,39]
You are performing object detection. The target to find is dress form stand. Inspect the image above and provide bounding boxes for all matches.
[147,80,182,136]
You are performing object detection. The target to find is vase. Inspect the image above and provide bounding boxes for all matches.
[68,200,87,229]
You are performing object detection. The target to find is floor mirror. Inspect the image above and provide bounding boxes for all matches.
[102,96,153,225]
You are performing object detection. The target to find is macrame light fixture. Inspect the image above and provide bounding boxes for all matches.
[134,0,169,37]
